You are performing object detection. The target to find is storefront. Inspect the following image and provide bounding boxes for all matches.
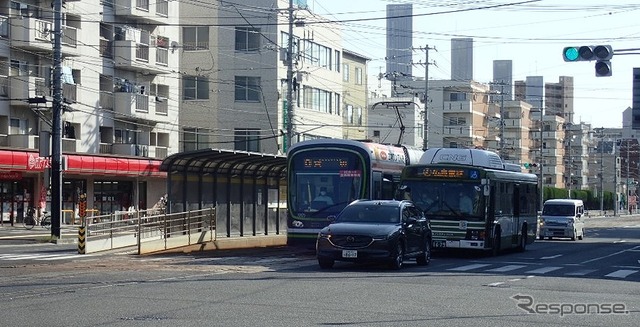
[0,150,166,226]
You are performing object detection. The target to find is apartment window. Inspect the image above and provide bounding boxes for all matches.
[334,50,340,72]
[235,27,260,51]
[346,105,353,124]
[355,67,363,85]
[373,130,380,138]
[183,128,210,151]
[334,93,341,115]
[448,117,466,125]
[183,26,209,50]
[235,76,261,102]
[343,63,350,81]
[183,76,209,100]
[303,86,331,113]
[234,129,260,152]
[9,118,28,135]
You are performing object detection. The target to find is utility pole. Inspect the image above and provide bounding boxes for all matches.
[566,123,572,199]
[626,139,630,214]
[539,99,545,212]
[489,82,507,157]
[285,0,294,152]
[51,0,63,238]
[614,138,618,216]
[599,130,604,214]
[412,45,436,151]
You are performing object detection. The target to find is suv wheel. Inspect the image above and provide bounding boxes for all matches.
[416,238,431,266]
[389,242,404,270]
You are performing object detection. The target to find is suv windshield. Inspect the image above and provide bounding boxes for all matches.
[338,204,400,224]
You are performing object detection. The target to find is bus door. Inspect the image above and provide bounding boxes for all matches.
[511,184,522,246]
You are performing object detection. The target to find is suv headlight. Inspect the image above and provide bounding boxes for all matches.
[372,234,389,241]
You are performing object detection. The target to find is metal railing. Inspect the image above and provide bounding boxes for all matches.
[82,208,216,254]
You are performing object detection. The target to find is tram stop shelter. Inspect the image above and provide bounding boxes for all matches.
[160,149,287,242]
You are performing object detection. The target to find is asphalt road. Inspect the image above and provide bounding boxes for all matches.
[0,215,639,326]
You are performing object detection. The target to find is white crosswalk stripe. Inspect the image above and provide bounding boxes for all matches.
[564,269,598,276]
[485,265,526,273]
[444,263,639,280]
[605,270,638,278]
[447,263,491,271]
[525,266,563,274]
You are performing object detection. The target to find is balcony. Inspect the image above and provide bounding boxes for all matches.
[62,138,78,152]
[0,75,8,97]
[151,146,168,159]
[0,16,8,58]
[114,0,169,24]
[112,144,149,157]
[443,125,473,138]
[62,83,77,104]
[10,18,80,56]
[443,100,472,113]
[7,134,39,149]
[10,76,49,106]
[99,91,114,110]
[114,92,149,119]
[114,40,171,75]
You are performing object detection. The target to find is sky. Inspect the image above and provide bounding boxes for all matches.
[308,0,640,128]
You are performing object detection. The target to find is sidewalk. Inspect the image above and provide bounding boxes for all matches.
[0,224,80,244]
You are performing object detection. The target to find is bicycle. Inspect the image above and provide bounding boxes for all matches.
[23,208,51,230]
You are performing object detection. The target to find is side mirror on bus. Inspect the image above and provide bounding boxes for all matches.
[395,185,411,200]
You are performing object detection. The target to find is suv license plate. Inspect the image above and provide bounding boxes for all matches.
[342,250,357,258]
[433,240,446,248]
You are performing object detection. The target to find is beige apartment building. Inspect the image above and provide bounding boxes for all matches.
[179,0,345,154]
[341,50,369,140]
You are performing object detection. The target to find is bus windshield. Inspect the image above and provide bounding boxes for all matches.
[289,150,364,217]
[401,181,483,220]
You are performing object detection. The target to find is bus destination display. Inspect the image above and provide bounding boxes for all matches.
[407,167,474,179]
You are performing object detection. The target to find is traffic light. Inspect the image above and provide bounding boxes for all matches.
[523,163,538,169]
[562,45,613,77]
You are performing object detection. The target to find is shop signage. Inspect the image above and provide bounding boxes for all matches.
[28,154,51,171]
[0,171,22,180]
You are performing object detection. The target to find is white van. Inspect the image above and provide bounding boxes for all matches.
[539,199,585,241]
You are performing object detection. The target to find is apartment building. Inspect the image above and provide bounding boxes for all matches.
[342,50,369,140]
[426,80,491,149]
[0,0,180,224]
[178,0,343,154]
[367,96,423,147]
[487,100,535,165]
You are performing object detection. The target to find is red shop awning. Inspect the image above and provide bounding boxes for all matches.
[0,150,166,177]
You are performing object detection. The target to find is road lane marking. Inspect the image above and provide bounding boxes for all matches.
[580,247,636,264]
[447,264,490,271]
[486,265,526,272]
[540,254,563,260]
[605,270,638,278]
[565,269,598,276]
[525,266,563,274]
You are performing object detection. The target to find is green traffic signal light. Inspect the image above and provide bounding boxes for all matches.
[523,163,531,168]
[563,47,579,62]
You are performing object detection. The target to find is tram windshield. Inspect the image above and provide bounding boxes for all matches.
[289,150,364,217]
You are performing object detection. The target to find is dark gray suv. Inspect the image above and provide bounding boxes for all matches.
[316,200,432,269]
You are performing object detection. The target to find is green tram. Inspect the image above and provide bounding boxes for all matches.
[398,148,539,254]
